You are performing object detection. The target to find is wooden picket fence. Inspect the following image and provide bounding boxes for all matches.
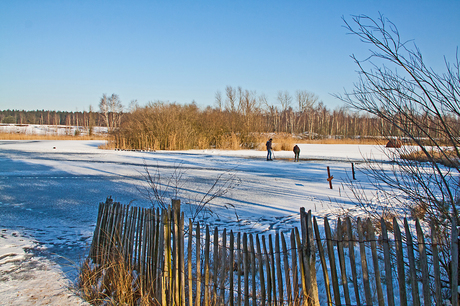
[89,197,459,305]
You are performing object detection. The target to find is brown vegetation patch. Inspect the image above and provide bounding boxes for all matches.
[400,148,459,167]
[385,139,402,148]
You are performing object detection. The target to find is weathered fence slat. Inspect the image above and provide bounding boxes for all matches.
[180,212,185,306]
[381,218,395,306]
[325,217,341,306]
[295,227,307,305]
[247,234,255,306]
[229,230,235,306]
[268,234,277,306]
[357,218,372,306]
[243,233,249,306]
[290,229,299,304]
[275,232,284,305]
[262,235,272,306]
[306,210,319,306]
[431,222,442,306]
[249,234,256,306]
[281,232,292,306]
[299,208,312,305]
[451,216,458,306]
[221,228,227,305]
[368,219,384,306]
[256,234,266,306]
[204,225,210,306]
[416,218,431,306]
[195,222,201,306]
[404,218,420,306]
[213,227,219,306]
[337,218,351,306]
[188,219,193,306]
[157,209,165,304]
[313,216,332,306]
[237,232,242,306]
[346,217,361,306]
[162,208,170,306]
[393,218,407,306]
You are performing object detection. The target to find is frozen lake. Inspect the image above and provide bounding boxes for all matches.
[0,140,389,274]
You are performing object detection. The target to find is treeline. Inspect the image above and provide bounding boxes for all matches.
[112,86,459,150]
[5,87,455,150]
[0,109,104,127]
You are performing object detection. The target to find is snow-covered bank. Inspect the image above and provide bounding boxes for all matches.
[0,229,89,305]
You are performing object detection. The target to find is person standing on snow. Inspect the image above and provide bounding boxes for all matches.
[293,145,300,162]
[266,138,273,160]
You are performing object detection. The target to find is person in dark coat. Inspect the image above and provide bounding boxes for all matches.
[266,138,273,160]
[293,145,300,162]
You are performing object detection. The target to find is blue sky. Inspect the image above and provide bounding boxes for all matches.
[1,1,459,112]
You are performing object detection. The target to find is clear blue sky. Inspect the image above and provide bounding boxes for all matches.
[1,1,459,112]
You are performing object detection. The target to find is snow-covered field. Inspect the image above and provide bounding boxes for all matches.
[0,140,390,305]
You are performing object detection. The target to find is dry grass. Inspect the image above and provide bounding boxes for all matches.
[255,135,386,151]
[77,254,157,305]
[400,148,459,167]
[301,138,386,145]
[0,132,107,141]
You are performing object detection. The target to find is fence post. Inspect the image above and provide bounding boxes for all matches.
[327,166,333,189]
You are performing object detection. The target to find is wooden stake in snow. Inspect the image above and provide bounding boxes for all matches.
[327,166,333,189]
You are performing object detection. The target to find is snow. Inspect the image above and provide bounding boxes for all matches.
[0,124,108,137]
[0,139,390,305]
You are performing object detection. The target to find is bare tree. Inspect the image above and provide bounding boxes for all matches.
[138,161,240,223]
[215,90,223,111]
[225,86,237,113]
[296,90,318,112]
[277,90,292,111]
[99,94,110,129]
[336,14,460,295]
[128,99,139,113]
[108,94,123,129]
